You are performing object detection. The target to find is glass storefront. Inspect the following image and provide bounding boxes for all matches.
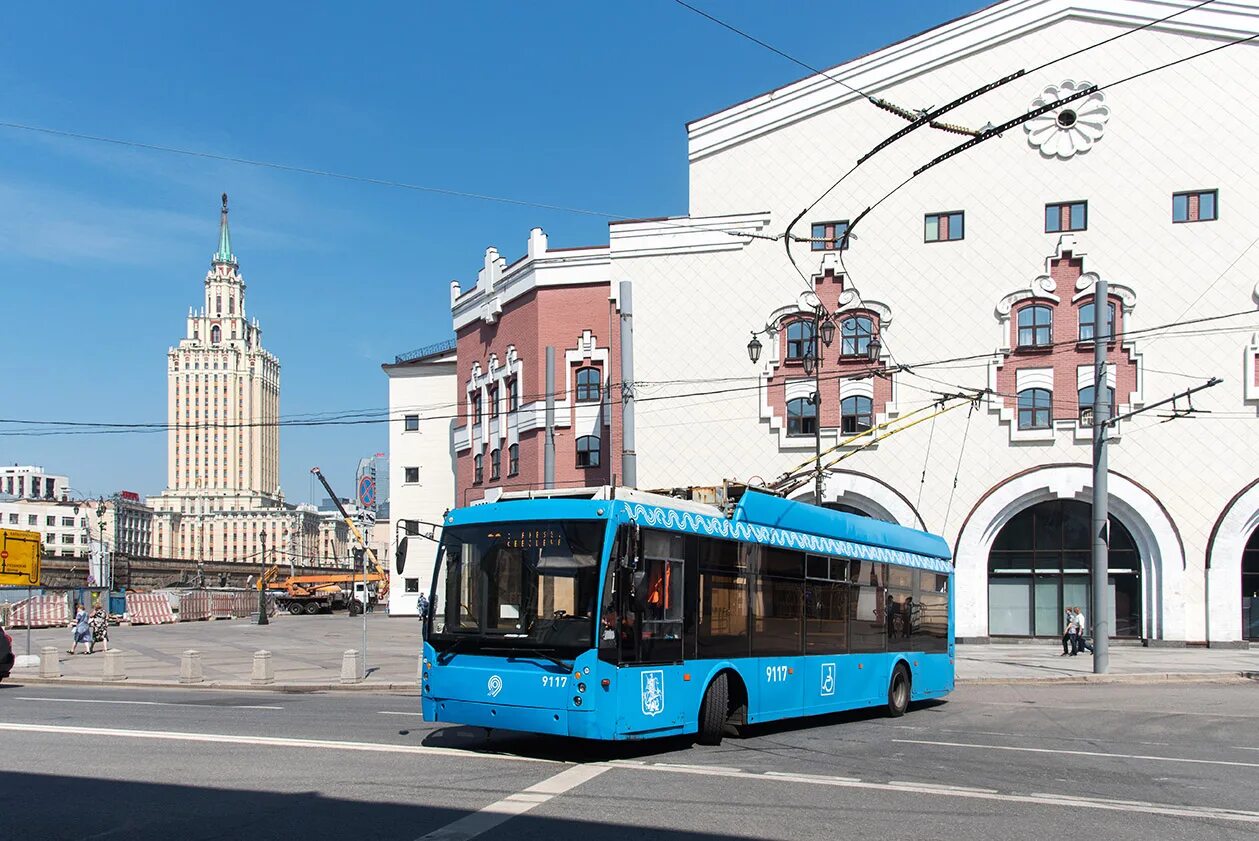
[1243,529,1259,641]
[988,500,1142,638]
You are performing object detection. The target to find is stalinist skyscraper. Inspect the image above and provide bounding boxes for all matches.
[151,195,344,571]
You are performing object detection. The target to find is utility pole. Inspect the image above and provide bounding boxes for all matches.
[1091,279,1110,674]
[619,281,637,489]
[813,305,824,505]
[257,530,269,626]
[544,347,556,489]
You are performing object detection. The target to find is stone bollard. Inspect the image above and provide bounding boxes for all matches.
[102,650,126,682]
[39,646,60,678]
[251,650,274,686]
[340,649,365,684]
[180,650,204,684]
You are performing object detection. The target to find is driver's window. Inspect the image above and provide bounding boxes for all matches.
[634,529,685,664]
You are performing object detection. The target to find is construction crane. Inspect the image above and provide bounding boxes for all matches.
[310,466,389,604]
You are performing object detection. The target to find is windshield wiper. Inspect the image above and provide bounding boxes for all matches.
[480,645,572,671]
[435,634,473,664]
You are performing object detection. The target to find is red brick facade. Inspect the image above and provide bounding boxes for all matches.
[454,282,618,504]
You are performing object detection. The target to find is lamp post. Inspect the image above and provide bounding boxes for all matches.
[257,529,269,626]
[749,303,835,504]
[96,498,109,606]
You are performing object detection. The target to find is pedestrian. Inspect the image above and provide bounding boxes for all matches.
[88,605,109,654]
[416,592,430,640]
[1061,606,1076,656]
[1073,607,1094,655]
[68,603,91,655]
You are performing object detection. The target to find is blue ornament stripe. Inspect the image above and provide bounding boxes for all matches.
[624,503,951,574]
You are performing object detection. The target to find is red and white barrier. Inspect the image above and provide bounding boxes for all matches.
[8,594,70,628]
[210,592,235,619]
[127,592,176,625]
[178,591,212,622]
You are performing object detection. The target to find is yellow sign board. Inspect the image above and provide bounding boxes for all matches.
[0,528,41,586]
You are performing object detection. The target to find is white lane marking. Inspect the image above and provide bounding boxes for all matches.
[973,700,1259,719]
[889,781,999,794]
[893,738,1259,769]
[608,763,1259,825]
[15,697,282,711]
[0,722,554,764]
[378,711,424,717]
[413,764,609,841]
[763,770,861,783]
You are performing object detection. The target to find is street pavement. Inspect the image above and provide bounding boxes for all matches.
[7,611,1259,689]
[1,680,1257,839]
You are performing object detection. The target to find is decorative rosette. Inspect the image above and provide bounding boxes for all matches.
[1025,80,1110,159]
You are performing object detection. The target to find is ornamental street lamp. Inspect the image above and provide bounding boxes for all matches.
[96,498,109,601]
[867,334,883,364]
[749,303,835,504]
[257,529,269,626]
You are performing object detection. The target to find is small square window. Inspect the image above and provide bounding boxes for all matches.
[810,220,850,251]
[1045,201,1087,233]
[404,578,420,593]
[404,467,419,483]
[1173,189,1218,223]
[404,414,419,431]
[925,211,964,242]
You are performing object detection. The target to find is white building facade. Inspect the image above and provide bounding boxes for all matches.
[0,466,70,501]
[437,0,1259,643]
[382,340,457,615]
[149,195,345,569]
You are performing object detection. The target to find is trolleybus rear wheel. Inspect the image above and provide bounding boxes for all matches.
[887,663,910,717]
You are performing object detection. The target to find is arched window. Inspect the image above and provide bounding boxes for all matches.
[1078,301,1117,342]
[840,395,873,434]
[490,448,501,481]
[1077,385,1116,424]
[575,367,601,402]
[576,435,601,468]
[786,397,817,436]
[840,316,874,358]
[785,321,816,361]
[1017,388,1052,429]
[989,500,1141,637]
[1016,305,1053,348]
[508,444,519,477]
[210,325,221,344]
[473,454,483,484]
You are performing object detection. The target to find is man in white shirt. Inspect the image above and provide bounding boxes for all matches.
[1072,607,1093,655]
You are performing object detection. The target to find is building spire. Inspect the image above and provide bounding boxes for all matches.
[213,192,236,265]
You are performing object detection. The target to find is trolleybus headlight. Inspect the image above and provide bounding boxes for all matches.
[573,696,583,707]
[601,679,610,689]
[577,682,586,693]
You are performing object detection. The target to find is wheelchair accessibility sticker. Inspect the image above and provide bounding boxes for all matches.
[820,663,836,697]
[641,669,665,716]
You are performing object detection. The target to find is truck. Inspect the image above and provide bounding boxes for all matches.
[270,572,385,615]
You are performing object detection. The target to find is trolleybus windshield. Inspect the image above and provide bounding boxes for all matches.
[428,521,606,658]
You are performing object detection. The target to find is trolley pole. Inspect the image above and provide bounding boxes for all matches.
[1091,279,1109,674]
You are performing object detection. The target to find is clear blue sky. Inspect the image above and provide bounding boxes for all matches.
[0,0,985,505]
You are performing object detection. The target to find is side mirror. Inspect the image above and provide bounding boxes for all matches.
[395,536,408,575]
[631,569,647,610]
[619,523,640,569]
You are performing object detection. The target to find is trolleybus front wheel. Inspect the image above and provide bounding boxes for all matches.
[697,672,729,746]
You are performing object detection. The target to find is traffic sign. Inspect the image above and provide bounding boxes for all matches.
[0,528,41,586]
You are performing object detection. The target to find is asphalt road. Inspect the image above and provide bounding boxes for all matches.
[1,679,1257,840]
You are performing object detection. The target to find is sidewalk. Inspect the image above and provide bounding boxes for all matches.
[5,611,422,692]
[955,642,1259,684]
[6,612,1257,691]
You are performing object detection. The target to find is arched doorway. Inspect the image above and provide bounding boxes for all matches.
[987,500,1142,638]
[1244,529,1259,640]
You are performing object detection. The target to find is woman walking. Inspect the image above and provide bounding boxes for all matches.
[68,604,91,655]
[88,605,109,653]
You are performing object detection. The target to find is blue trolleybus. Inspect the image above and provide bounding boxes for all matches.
[421,486,953,744]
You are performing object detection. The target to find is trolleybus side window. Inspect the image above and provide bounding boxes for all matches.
[886,567,919,652]
[915,571,950,653]
[849,560,887,653]
[751,546,804,656]
[697,537,749,659]
[638,530,685,662]
[805,555,849,654]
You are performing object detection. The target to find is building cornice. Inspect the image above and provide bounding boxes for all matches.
[686,0,1257,161]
